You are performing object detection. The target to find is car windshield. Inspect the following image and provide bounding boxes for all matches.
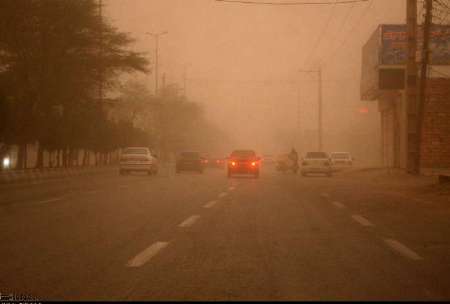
[123,148,148,155]
[231,150,256,158]
[305,152,328,159]
[331,153,350,159]
[180,152,200,159]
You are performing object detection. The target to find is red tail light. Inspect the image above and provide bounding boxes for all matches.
[230,161,236,166]
[251,161,257,167]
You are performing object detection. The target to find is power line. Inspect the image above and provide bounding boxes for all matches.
[215,0,369,5]
[302,1,337,67]
[317,0,374,66]
[315,2,355,66]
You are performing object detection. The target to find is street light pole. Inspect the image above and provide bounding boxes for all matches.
[146,31,168,96]
[299,67,323,151]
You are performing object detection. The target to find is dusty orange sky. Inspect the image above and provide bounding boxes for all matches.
[105,0,406,155]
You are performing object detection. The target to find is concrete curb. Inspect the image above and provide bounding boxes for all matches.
[0,166,116,185]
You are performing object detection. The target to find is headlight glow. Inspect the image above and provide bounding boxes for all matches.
[2,157,11,168]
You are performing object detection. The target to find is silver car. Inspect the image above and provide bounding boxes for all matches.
[119,147,158,175]
[301,151,333,177]
[330,152,353,169]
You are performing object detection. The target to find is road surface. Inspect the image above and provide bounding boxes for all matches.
[1,165,449,300]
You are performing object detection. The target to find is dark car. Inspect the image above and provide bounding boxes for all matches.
[227,150,261,178]
[176,151,205,173]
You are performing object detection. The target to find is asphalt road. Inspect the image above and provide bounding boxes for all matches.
[1,164,449,301]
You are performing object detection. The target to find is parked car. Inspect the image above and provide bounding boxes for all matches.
[228,149,261,178]
[301,151,333,177]
[176,151,205,173]
[330,152,353,169]
[119,147,158,176]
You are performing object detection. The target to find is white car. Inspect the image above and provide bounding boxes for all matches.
[301,151,333,177]
[330,152,353,169]
[119,147,158,175]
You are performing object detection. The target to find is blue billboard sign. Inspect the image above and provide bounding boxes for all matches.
[381,24,450,65]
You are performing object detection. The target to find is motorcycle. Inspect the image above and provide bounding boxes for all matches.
[276,158,299,174]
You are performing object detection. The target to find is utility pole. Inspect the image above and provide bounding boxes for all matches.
[299,67,323,151]
[98,0,104,103]
[318,68,323,152]
[146,31,168,96]
[417,0,433,172]
[183,67,187,98]
[405,0,419,174]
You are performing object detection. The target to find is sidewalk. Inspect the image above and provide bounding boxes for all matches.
[0,165,117,185]
[338,167,450,205]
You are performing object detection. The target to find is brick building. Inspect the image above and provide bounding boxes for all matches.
[420,78,450,175]
[361,24,450,175]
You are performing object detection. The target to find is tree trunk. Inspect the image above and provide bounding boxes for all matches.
[56,150,61,168]
[36,144,44,169]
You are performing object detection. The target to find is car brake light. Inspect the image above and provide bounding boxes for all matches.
[251,161,256,166]
[231,161,236,166]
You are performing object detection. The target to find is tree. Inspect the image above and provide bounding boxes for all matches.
[0,0,149,168]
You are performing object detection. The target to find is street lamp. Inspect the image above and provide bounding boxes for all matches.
[146,31,168,96]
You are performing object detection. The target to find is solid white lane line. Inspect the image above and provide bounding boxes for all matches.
[203,200,218,209]
[218,192,228,198]
[178,215,201,228]
[384,239,423,261]
[127,241,169,267]
[35,197,64,204]
[332,201,346,209]
[351,214,374,227]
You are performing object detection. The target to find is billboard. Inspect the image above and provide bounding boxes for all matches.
[381,24,450,65]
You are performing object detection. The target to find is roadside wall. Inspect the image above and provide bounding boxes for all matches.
[420,78,450,174]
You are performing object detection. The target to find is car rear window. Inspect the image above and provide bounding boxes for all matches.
[305,152,328,159]
[231,150,256,158]
[180,152,200,159]
[123,148,148,154]
[331,153,350,159]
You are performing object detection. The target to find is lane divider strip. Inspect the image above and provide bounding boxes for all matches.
[127,241,170,267]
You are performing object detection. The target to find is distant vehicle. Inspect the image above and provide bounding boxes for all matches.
[276,153,298,173]
[301,151,332,177]
[119,147,158,176]
[207,156,226,169]
[228,149,261,178]
[262,154,276,164]
[330,152,353,169]
[176,151,205,173]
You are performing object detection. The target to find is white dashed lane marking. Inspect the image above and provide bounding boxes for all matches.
[320,193,330,199]
[384,239,423,261]
[332,201,346,209]
[203,200,218,209]
[127,241,169,267]
[351,214,374,227]
[218,192,228,198]
[35,197,64,204]
[178,215,201,228]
